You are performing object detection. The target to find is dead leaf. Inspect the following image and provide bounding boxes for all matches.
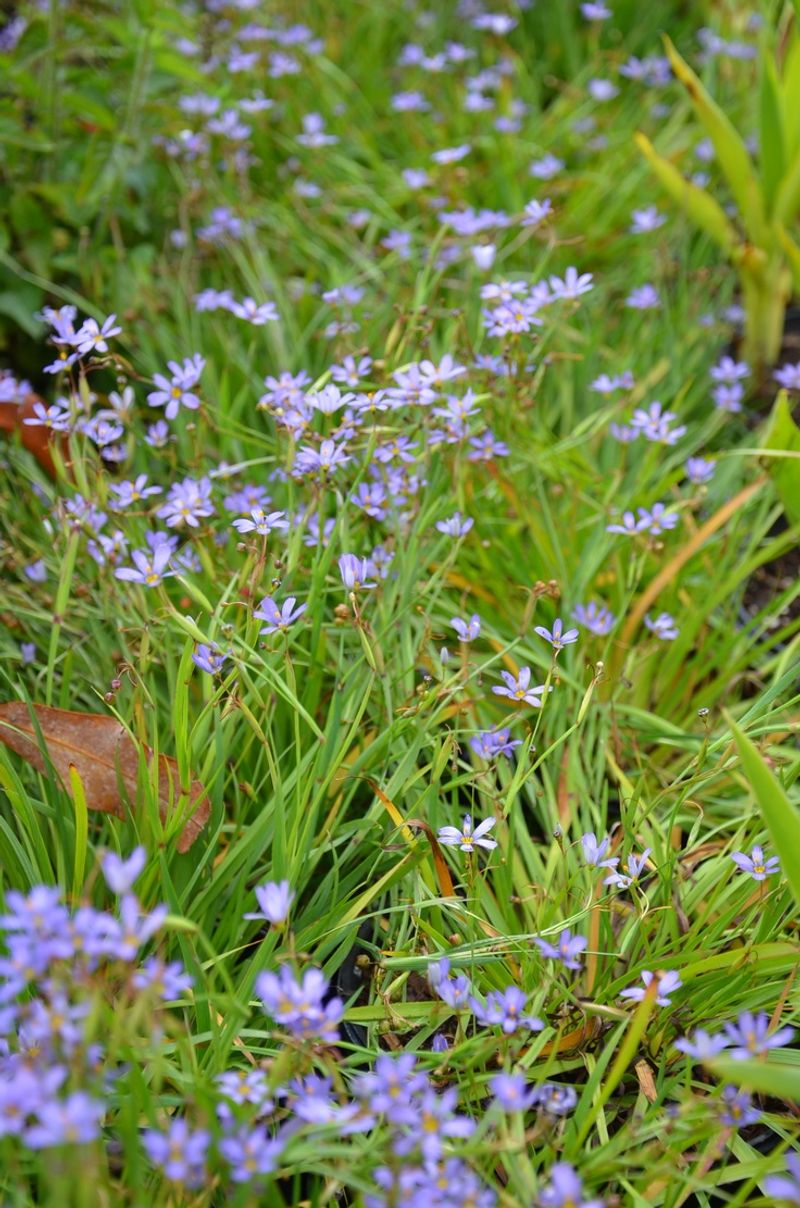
[0,394,71,479]
[635,1059,658,1103]
[0,702,210,852]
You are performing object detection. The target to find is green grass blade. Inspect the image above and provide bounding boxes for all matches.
[729,715,800,909]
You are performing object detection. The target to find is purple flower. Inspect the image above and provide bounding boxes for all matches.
[626,284,661,309]
[331,355,372,385]
[472,986,544,1034]
[353,1053,428,1122]
[20,642,36,665]
[101,846,146,895]
[145,420,171,448]
[630,206,666,233]
[469,727,521,760]
[712,382,744,412]
[25,1092,104,1148]
[339,554,377,590]
[428,957,473,1009]
[117,894,168,959]
[452,614,481,642]
[293,439,351,476]
[493,667,549,707]
[549,266,593,299]
[244,880,294,924]
[723,1011,795,1059]
[351,482,388,519]
[530,1082,578,1117]
[394,1087,475,1161]
[620,970,682,1007]
[432,143,471,164]
[224,485,272,514]
[581,1,610,17]
[711,356,749,384]
[219,1126,284,1182]
[588,78,618,101]
[674,1029,730,1060]
[254,595,307,634]
[764,1153,800,1203]
[217,1068,274,1110]
[730,844,780,881]
[685,456,716,484]
[147,356,204,419]
[233,298,279,325]
[438,814,497,852]
[535,618,579,652]
[607,510,648,536]
[191,644,227,675]
[581,832,619,870]
[573,601,615,636]
[644,612,679,640]
[630,401,686,444]
[232,508,289,536]
[436,512,473,537]
[142,1119,210,1186]
[256,965,343,1043]
[719,1085,760,1128]
[133,957,193,1000]
[72,314,122,356]
[157,476,214,528]
[468,429,510,459]
[530,154,564,180]
[534,929,587,970]
[604,847,650,889]
[109,475,162,508]
[774,361,800,390]
[23,559,47,582]
[521,198,552,227]
[636,503,679,535]
[540,1163,605,1208]
[114,545,174,588]
[490,1072,537,1111]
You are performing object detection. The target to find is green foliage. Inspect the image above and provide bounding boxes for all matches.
[0,0,799,1204]
[761,390,800,526]
[637,30,800,366]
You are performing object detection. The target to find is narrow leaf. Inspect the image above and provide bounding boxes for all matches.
[0,703,211,853]
[761,391,800,527]
[760,52,786,213]
[774,150,800,226]
[729,715,800,910]
[782,32,800,159]
[780,225,800,292]
[708,1055,800,1102]
[663,35,766,243]
[634,133,739,252]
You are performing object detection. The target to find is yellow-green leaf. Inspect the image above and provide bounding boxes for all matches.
[634,133,739,253]
[780,226,800,293]
[782,32,800,159]
[708,1056,800,1102]
[729,715,800,909]
[663,36,766,244]
[774,151,800,226]
[760,53,786,214]
[761,390,800,527]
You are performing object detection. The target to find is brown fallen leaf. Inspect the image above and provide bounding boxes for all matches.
[635,1058,658,1103]
[0,394,71,479]
[0,702,210,852]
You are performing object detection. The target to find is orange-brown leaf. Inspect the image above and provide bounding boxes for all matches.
[0,395,73,479]
[0,702,209,852]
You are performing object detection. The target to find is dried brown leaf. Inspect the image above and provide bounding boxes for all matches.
[0,702,210,852]
[0,395,71,479]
